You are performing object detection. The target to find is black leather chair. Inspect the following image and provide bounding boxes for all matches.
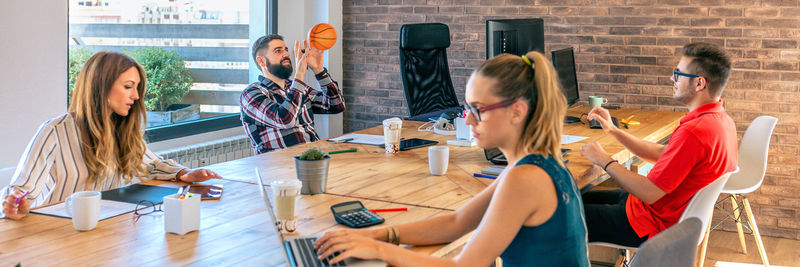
[399,23,460,119]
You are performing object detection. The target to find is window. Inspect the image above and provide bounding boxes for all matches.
[68,0,273,142]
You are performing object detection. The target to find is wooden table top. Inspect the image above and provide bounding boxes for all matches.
[208,105,684,210]
[0,105,683,265]
[0,179,452,265]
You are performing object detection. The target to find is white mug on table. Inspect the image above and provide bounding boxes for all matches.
[65,191,101,231]
[428,146,449,176]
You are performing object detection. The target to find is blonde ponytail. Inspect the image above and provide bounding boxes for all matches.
[474,52,567,166]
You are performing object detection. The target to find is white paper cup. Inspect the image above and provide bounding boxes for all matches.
[428,146,449,176]
[65,191,101,231]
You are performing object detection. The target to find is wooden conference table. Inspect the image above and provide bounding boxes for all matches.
[0,105,683,265]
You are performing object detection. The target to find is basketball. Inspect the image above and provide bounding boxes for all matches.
[308,23,337,50]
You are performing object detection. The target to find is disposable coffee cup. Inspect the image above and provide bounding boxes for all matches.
[383,117,402,153]
[65,191,101,231]
[271,179,302,233]
[428,146,449,176]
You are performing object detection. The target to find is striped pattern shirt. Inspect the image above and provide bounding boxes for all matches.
[239,73,345,154]
[1,113,185,211]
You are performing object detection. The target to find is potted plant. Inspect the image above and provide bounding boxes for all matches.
[127,47,197,127]
[294,148,330,195]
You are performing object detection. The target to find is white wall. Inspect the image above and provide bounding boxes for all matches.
[0,2,68,168]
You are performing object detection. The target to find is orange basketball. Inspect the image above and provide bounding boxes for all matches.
[308,23,337,50]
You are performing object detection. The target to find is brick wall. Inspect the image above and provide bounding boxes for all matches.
[341,0,800,239]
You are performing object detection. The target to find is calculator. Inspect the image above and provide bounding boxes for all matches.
[330,201,385,228]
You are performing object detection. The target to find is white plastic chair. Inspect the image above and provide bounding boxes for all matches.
[712,115,777,267]
[590,170,734,267]
[0,167,15,189]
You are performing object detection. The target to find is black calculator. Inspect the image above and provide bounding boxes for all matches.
[330,201,385,228]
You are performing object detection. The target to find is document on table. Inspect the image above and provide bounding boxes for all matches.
[328,134,385,146]
[562,135,589,145]
[31,200,139,220]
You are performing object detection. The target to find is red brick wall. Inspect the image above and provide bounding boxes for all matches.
[341,1,800,239]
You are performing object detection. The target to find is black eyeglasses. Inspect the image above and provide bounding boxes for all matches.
[673,69,700,82]
[463,99,517,122]
[133,200,163,222]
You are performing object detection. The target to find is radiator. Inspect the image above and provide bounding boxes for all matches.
[155,135,253,169]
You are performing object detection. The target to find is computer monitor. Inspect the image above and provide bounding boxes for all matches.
[486,18,545,59]
[551,47,579,107]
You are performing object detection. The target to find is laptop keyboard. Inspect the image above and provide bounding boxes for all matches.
[294,237,346,267]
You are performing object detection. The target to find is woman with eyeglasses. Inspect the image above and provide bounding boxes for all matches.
[313,51,589,266]
[1,51,221,220]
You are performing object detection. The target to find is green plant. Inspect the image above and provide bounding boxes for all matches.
[127,47,193,111]
[67,47,94,105]
[298,148,326,160]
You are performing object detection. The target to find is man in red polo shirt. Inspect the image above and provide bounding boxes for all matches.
[579,42,738,247]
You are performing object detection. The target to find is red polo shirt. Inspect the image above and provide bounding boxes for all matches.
[626,101,738,238]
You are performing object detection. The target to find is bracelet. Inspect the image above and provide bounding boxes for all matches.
[603,160,618,172]
[386,227,399,245]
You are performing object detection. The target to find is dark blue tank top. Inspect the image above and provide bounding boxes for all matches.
[499,154,589,267]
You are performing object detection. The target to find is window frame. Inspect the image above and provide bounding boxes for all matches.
[68,0,278,142]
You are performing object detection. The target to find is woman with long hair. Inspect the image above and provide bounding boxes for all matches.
[313,52,589,266]
[2,51,220,220]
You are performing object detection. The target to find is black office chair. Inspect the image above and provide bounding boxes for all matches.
[399,23,460,119]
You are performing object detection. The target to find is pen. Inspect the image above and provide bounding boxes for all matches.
[329,148,357,154]
[369,208,408,213]
[334,138,354,144]
[14,191,30,205]
[473,173,497,179]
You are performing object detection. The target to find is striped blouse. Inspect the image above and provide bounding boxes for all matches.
[1,113,185,211]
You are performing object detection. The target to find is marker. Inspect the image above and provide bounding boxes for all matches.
[14,191,30,205]
[369,208,408,213]
[473,173,497,179]
[180,185,191,199]
[329,148,357,154]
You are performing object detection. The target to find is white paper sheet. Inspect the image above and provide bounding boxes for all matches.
[562,135,589,145]
[31,200,140,221]
[328,134,385,146]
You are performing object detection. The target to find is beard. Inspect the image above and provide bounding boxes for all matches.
[267,57,293,80]
[673,84,696,104]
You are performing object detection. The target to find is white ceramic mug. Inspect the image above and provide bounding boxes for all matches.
[428,146,449,176]
[65,191,101,231]
[588,96,608,109]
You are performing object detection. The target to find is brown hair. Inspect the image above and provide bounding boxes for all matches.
[68,51,148,187]
[474,52,567,165]
[682,42,732,98]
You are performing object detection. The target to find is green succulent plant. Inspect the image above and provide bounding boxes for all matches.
[298,148,326,160]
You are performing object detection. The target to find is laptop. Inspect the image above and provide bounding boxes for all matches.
[255,170,386,267]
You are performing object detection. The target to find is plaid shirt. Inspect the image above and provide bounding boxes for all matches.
[240,71,345,154]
